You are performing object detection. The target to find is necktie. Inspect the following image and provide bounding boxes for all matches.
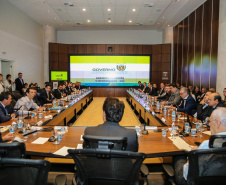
[5,108,8,115]
[184,99,186,107]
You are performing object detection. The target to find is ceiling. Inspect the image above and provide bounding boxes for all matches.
[9,0,207,30]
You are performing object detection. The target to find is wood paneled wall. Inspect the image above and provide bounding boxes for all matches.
[49,43,171,96]
[173,0,219,89]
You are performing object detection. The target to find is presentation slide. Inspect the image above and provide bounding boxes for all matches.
[70,55,150,87]
[51,71,68,81]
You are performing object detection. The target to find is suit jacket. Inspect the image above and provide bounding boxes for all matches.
[66,86,73,95]
[159,88,165,96]
[166,89,181,106]
[53,89,62,99]
[142,86,149,93]
[40,90,54,106]
[197,103,210,121]
[15,78,24,95]
[198,102,225,121]
[157,92,171,101]
[83,121,138,152]
[0,103,12,123]
[177,95,197,116]
[138,84,144,91]
[148,87,157,96]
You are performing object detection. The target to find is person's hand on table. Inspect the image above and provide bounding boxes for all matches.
[2,133,14,142]
[38,106,44,112]
[171,105,176,109]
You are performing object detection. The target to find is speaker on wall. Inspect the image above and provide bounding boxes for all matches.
[108,47,113,52]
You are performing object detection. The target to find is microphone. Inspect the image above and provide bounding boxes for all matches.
[22,130,37,136]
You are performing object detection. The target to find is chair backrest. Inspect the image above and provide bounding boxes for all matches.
[83,135,128,150]
[209,135,226,148]
[68,149,146,185]
[0,158,51,185]
[0,142,26,158]
[187,147,226,185]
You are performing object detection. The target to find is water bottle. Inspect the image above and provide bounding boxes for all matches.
[163,107,167,116]
[172,110,176,122]
[156,101,160,110]
[53,99,56,107]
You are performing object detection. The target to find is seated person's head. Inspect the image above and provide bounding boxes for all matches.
[0,92,12,106]
[208,93,222,107]
[210,107,226,135]
[102,98,125,123]
[26,87,36,100]
[45,84,51,92]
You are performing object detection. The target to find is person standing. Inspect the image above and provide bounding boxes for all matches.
[4,74,14,92]
[15,73,25,95]
[0,74,5,93]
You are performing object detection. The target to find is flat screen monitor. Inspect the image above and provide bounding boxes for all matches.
[69,55,151,87]
[51,71,68,81]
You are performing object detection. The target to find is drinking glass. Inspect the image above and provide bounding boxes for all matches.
[199,122,205,137]
[171,125,177,139]
[177,112,181,121]
[53,129,60,145]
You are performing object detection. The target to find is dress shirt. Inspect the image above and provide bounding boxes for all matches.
[14,96,39,115]
[183,132,226,180]
[4,80,12,91]
[0,83,5,93]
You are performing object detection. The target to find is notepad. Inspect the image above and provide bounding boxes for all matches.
[32,137,49,144]
[168,136,193,151]
[49,107,64,110]
[80,135,84,141]
[203,131,211,135]
[53,146,75,156]
[146,126,157,130]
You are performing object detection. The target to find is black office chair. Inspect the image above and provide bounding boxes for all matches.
[0,158,51,185]
[209,135,226,148]
[68,148,146,185]
[83,135,128,150]
[0,142,26,158]
[187,147,226,185]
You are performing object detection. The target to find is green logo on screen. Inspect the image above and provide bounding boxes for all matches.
[116,65,126,71]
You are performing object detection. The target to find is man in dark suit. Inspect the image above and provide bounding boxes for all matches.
[83,97,138,152]
[138,81,144,91]
[142,82,149,93]
[148,83,157,96]
[157,85,171,101]
[52,84,63,99]
[66,82,74,95]
[0,92,15,123]
[159,83,165,96]
[15,73,25,95]
[174,87,197,116]
[40,84,54,106]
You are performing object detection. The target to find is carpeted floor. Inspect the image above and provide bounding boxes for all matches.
[72,97,141,127]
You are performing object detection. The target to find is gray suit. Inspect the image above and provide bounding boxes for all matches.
[83,121,138,152]
[166,89,181,106]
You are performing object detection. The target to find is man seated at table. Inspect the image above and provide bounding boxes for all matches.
[164,84,181,106]
[52,84,63,99]
[83,97,138,152]
[0,92,16,123]
[40,83,54,106]
[14,87,42,115]
[66,82,74,95]
[141,82,149,93]
[61,84,68,97]
[157,85,171,101]
[147,83,157,96]
[159,83,165,96]
[138,81,144,91]
[173,108,226,185]
[194,90,212,121]
[172,88,196,116]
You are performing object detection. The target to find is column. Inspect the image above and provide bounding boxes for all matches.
[43,26,56,83]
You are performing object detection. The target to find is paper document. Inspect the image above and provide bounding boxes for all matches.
[77,144,83,149]
[32,137,49,144]
[80,135,84,141]
[146,126,157,130]
[203,131,211,135]
[168,136,193,151]
[31,126,43,131]
[53,146,75,156]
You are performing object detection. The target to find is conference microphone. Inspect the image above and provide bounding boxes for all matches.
[22,130,37,136]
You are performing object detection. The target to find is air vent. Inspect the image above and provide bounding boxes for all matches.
[64,2,74,7]
[144,3,154,7]
[136,23,143,26]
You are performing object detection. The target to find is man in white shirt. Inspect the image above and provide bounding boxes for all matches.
[174,107,226,185]
[14,87,42,115]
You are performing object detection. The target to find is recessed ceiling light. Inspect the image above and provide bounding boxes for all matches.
[107,9,111,11]
[129,20,132,23]
[54,18,56,20]
[163,17,164,19]
[168,25,170,26]
[64,2,74,7]
[132,9,136,12]
[108,20,111,23]
[87,20,90,22]
[83,8,86,11]
[158,23,159,24]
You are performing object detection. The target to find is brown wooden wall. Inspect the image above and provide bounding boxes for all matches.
[49,43,171,96]
[173,0,219,89]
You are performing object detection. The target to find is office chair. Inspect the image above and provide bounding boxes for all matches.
[209,134,226,148]
[187,147,226,185]
[0,142,26,158]
[68,148,146,185]
[83,135,128,150]
[0,158,51,185]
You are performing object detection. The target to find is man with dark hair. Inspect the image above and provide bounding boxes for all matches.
[148,83,157,96]
[61,84,68,97]
[173,88,196,115]
[157,85,171,101]
[52,84,63,99]
[165,84,181,106]
[159,83,165,96]
[14,87,41,115]
[197,87,207,102]
[40,84,54,105]
[15,72,25,95]
[138,81,144,91]
[66,82,74,95]
[0,92,15,123]
[83,97,138,152]
[142,82,149,93]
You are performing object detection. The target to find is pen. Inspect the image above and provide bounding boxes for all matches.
[49,147,54,154]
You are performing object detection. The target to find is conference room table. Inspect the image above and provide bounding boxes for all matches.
[0,89,210,159]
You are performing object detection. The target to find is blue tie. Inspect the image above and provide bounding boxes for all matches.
[5,108,8,115]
